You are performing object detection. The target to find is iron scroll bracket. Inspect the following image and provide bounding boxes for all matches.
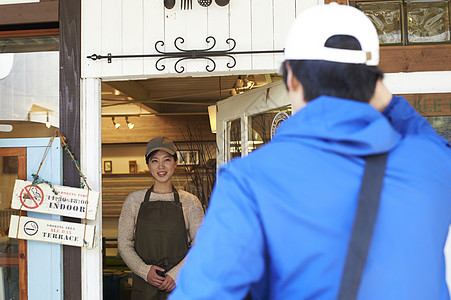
[87,36,284,73]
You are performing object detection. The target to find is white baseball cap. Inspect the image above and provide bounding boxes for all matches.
[284,3,379,66]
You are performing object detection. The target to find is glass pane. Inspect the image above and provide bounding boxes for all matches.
[0,51,59,128]
[248,105,291,153]
[0,156,20,300]
[0,36,59,54]
[227,119,241,160]
[407,1,450,43]
[356,2,403,44]
[426,116,451,142]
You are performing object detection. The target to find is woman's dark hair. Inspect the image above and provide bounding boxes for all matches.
[281,35,383,103]
[146,150,178,164]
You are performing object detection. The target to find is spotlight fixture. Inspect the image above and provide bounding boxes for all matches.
[126,116,134,129]
[112,117,120,129]
[233,75,256,95]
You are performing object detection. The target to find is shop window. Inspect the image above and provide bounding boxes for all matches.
[227,119,241,160]
[248,105,291,153]
[0,36,59,54]
[353,0,450,45]
[0,51,59,132]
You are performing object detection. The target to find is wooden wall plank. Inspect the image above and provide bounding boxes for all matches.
[0,1,58,25]
[122,0,144,76]
[379,45,451,73]
[100,0,123,78]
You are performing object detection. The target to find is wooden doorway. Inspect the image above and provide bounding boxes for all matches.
[0,147,27,299]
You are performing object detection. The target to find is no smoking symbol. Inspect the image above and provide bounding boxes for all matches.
[19,185,44,209]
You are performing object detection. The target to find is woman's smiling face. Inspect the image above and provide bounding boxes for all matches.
[148,150,177,185]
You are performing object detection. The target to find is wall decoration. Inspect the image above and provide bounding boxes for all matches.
[87,36,283,73]
[104,160,112,173]
[129,160,137,174]
[177,150,200,166]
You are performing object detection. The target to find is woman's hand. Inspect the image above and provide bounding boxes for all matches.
[158,275,176,292]
[147,265,166,287]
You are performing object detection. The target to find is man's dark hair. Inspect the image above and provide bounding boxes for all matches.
[146,150,178,164]
[281,35,383,103]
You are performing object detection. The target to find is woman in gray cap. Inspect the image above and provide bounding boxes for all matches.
[118,136,204,300]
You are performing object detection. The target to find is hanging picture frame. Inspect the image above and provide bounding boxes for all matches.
[177,150,200,166]
[104,160,112,173]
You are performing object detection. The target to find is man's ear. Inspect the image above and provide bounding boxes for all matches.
[285,63,306,112]
[286,64,302,93]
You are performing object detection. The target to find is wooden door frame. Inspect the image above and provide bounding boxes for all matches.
[59,0,82,298]
[0,147,28,299]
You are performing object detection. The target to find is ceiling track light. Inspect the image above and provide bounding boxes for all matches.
[126,116,135,129]
[233,75,256,95]
[112,117,120,129]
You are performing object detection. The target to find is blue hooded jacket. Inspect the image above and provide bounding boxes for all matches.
[170,96,451,300]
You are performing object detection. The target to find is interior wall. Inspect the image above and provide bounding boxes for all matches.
[0,122,57,138]
[102,115,215,144]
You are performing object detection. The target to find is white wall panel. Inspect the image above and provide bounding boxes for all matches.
[251,0,275,70]
[81,0,302,79]
[274,0,296,70]
[274,0,295,49]
[122,0,144,76]
[81,0,102,78]
[163,6,188,75]
[143,0,165,76]
[229,0,252,73]
[185,5,209,74]
[206,5,231,74]
[100,0,123,77]
[295,0,321,17]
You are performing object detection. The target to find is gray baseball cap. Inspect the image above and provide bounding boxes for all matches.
[145,136,176,159]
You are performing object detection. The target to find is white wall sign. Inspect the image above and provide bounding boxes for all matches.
[9,215,96,248]
[11,179,99,220]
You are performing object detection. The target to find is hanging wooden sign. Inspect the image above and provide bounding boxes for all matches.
[8,215,95,248]
[11,179,99,220]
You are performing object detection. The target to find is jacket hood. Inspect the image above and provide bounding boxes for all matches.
[273,96,401,156]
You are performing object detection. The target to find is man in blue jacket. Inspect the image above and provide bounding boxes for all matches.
[170,3,451,300]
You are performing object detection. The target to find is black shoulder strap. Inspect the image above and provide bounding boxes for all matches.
[143,185,180,204]
[337,153,388,300]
